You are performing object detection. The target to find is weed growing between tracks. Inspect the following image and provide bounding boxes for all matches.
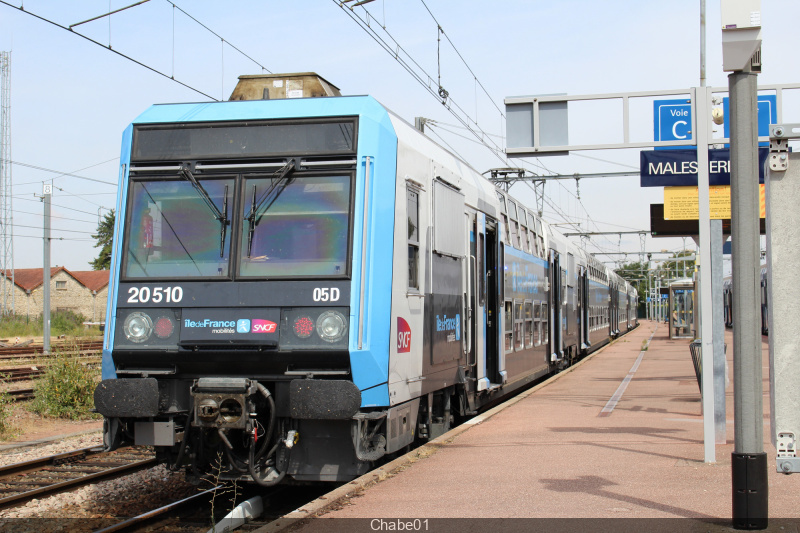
[0,387,13,439]
[204,452,242,531]
[30,351,100,420]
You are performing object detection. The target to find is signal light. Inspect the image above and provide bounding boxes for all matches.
[154,316,175,338]
[293,316,315,338]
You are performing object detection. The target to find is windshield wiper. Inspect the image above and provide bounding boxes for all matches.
[246,160,296,258]
[179,165,229,258]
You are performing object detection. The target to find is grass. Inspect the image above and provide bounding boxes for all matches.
[0,391,13,439]
[0,371,16,438]
[0,310,102,340]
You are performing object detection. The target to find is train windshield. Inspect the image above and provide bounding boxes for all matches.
[240,174,351,278]
[123,177,234,278]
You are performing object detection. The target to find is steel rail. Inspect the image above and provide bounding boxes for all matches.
[0,446,157,510]
[94,487,219,533]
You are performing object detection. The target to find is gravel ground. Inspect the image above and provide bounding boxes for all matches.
[0,431,104,467]
[0,431,201,529]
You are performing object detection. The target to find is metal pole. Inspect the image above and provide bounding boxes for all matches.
[700,0,706,88]
[711,219,727,444]
[729,70,767,528]
[695,86,716,463]
[43,185,51,354]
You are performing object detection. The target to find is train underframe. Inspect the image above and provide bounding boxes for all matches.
[97,321,634,485]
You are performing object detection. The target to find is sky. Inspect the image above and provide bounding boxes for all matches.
[1,0,798,275]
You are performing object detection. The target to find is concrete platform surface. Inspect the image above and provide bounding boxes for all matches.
[260,321,799,532]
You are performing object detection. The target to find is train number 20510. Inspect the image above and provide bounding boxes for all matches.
[127,286,184,304]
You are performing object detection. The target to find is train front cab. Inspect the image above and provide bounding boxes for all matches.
[94,96,421,484]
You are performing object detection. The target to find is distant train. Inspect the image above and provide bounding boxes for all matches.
[94,73,638,485]
[722,266,769,335]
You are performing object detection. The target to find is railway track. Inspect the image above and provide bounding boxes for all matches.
[0,445,157,511]
[0,340,103,361]
[94,484,329,533]
[5,388,34,402]
[0,366,45,382]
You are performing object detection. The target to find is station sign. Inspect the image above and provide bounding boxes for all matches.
[653,99,692,148]
[653,95,777,149]
[650,204,766,237]
[663,184,765,220]
[640,147,768,187]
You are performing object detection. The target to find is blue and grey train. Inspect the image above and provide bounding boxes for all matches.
[94,74,638,485]
[722,266,769,335]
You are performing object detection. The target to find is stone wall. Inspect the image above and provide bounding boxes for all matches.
[0,272,108,322]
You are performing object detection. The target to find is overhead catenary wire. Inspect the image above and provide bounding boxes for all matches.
[13,195,110,218]
[11,160,118,186]
[339,1,646,257]
[0,0,273,102]
[0,0,218,101]
[12,208,99,225]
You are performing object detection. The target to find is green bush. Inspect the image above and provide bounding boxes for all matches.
[30,354,100,420]
[0,390,13,438]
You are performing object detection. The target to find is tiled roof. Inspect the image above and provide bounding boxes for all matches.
[70,270,110,292]
[1,267,109,292]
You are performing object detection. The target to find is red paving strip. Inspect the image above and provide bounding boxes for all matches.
[261,321,798,528]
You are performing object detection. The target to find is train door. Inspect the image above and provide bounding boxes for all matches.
[610,283,618,336]
[484,219,501,385]
[471,212,485,391]
[579,266,589,350]
[549,249,563,364]
[465,211,476,378]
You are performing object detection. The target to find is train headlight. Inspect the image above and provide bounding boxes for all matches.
[280,307,349,349]
[316,310,347,343]
[123,312,154,343]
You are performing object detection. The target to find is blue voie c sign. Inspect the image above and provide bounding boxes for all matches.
[654,100,692,144]
[653,95,777,148]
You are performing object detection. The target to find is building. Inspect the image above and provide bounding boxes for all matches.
[0,267,109,322]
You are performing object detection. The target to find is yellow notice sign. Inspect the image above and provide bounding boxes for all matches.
[664,185,765,220]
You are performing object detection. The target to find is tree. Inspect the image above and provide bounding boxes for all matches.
[661,250,696,280]
[615,261,648,309]
[90,210,115,270]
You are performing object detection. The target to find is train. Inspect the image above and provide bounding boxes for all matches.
[722,265,769,335]
[94,73,638,485]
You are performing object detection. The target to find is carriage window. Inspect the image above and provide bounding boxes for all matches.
[514,301,524,351]
[407,187,420,290]
[240,174,351,278]
[508,201,521,249]
[533,301,541,346]
[504,301,513,353]
[519,211,531,254]
[525,301,534,348]
[541,303,549,344]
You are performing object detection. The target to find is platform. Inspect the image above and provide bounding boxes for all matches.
[261,321,799,532]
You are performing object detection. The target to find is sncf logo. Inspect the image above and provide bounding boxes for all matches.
[397,317,411,353]
[252,319,277,333]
